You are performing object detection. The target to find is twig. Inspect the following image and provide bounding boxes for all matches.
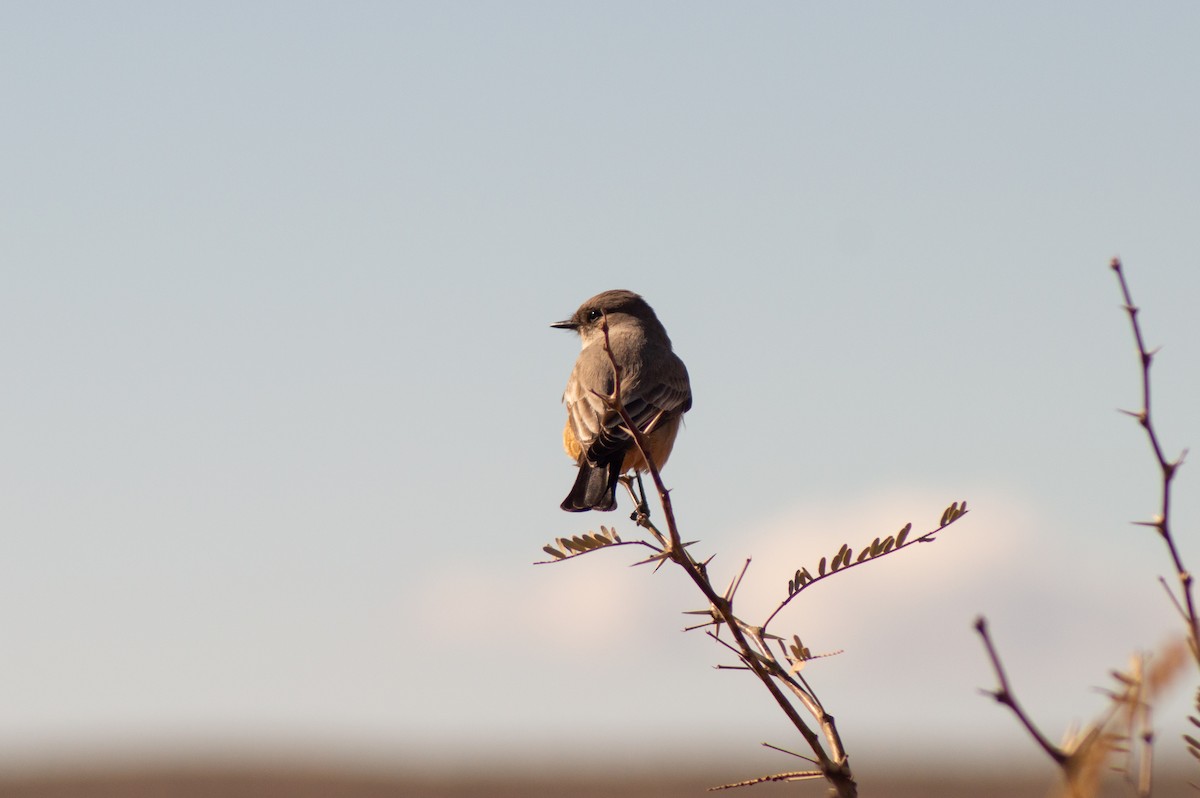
[709,770,824,790]
[975,617,1069,765]
[1111,257,1197,661]
[594,314,858,796]
[761,741,821,767]
[763,510,967,633]
[534,538,659,565]
[541,311,969,796]
[974,262,1194,796]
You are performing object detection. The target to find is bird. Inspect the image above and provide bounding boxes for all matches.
[552,290,691,512]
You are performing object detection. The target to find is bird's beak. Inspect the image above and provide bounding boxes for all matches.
[550,319,578,330]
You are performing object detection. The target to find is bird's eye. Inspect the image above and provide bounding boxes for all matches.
[586,309,602,322]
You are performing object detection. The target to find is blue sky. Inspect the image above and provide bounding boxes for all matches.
[3,1,1200,779]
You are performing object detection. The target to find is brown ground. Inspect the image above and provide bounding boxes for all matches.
[0,767,1195,798]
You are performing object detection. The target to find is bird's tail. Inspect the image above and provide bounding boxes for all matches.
[560,456,621,512]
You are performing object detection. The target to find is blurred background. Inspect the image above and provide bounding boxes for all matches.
[3,1,1200,795]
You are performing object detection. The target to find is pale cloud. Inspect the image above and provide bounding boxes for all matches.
[711,483,1187,717]
[411,555,653,656]
[403,484,1192,757]
[411,486,1035,659]
[411,482,1181,696]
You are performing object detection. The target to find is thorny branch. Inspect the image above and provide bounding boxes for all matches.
[1111,257,1196,663]
[541,312,970,797]
[978,612,1186,798]
[595,313,855,796]
[976,260,1194,797]
[975,617,1069,766]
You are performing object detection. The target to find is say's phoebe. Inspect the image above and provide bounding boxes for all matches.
[552,290,692,512]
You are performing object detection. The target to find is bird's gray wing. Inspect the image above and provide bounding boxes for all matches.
[563,345,616,458]
[570,346,691,465]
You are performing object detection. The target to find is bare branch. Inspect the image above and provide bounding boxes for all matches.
[1112,257,1199,662]
[594,315,858,796]
[974,616,1069,766]
[544,309,970,797]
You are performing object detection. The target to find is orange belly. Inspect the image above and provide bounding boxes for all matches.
[621,413,681,473]
[561,413,681,473]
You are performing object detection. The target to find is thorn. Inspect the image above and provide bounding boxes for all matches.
[724,558,752,602]
[977,687,1003,702]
